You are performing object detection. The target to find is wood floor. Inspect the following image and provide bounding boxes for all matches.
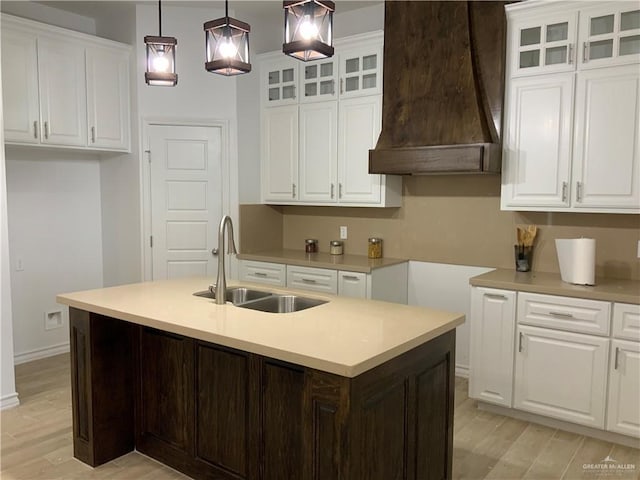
[1,354,638,479]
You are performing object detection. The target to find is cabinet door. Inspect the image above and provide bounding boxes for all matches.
[514,325,608,428]
[300,58,338,103]
[578,3,640,69]
[612,303,640,341]
[338,44,383,98]
[38,35,87,146]
[262,58,298,107]
[261,105,298,202]
[0,26,40,143]
[286,265,338,294]
[299,101,338,203]
[238,260,286,286]
[501,74,574,210]
[572,65,640,211]
[337,95,382,204]
[509,11,578,77]
[469,288,516,407]
[607,339,640,438]
[338,271,368,298]
[86,46,130,151]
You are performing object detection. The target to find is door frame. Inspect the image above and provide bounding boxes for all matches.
[140,117,238,282]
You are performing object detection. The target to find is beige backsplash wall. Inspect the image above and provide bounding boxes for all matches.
[240,176,640,280]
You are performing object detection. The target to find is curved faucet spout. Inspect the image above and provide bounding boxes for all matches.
[215,215,237,305]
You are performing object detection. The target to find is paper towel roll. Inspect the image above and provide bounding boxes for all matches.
[555,238,596,285]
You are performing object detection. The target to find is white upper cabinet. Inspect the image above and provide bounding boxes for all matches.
[259,32,401,208]
[579,3,640,69]
[510,9,579,76]
[1,26,40,144]
[502,1,640,214]
[86,45,130,151]
[1,14,131,153]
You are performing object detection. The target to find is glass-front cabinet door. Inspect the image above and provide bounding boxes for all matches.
[299,58,338,103]
[579,3,640,69]
[338,44,383,98]
[261,57,298,107]
[510,12,578,76]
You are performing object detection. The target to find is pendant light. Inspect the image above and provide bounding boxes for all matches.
[283,0,334,61]
[204,0,251,76]
[144,0,178,86]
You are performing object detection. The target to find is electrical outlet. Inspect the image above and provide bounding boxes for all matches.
[340,226,348,239]
[44,310,63,330]
[16,257,24,271]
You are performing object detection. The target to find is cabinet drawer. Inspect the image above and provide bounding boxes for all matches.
[287,266,337,294]
[612,303,640,341]
[239,261,286,286]
[338,271,368,299]
[517,292,610,336]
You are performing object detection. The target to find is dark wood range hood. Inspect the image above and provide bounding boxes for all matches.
[369,1,507,175]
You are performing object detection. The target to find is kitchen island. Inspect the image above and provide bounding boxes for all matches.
[57,277,464,480]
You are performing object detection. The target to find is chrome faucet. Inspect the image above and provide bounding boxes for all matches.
[215,215,238,305]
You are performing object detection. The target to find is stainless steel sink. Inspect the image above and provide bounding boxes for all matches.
[237,295,328,313]
[193,287,272,304]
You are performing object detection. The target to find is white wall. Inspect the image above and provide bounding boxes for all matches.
[408,261,494,377]
[1,57,19,409]
[5,150,104,363]
[0,1,96,34]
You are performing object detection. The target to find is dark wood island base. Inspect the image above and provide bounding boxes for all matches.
[70,307,456,480]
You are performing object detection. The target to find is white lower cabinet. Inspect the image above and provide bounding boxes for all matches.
[337,271,367,299]
[469,287,516,407]
[238,261,286,287]
[514,324,609,429]
[607,339,640,437]
[287,265,338,294]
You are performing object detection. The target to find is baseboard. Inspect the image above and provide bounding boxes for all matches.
[1,392,20,410]
[455,364,469,378]
[478,401,640,449]
[14,342,70,365]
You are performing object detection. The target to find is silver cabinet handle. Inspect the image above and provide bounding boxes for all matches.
[549,311,574,318]
[583,42,589,62]
[211,248,219,256]
[332,79,336,95]
[254,272,268,277]
[338,183,343,199]
[562,181,568,202]
[568,44,574,64]
[330,183,335,199]
[44,121,49,139]
[292,183,297,198]
[340,78,344,94]
[576,182,583,202]
[614,347,620,370]
[91,126,96,143]
[301,278,317,284]
[485,293,507,300]
[342,275,359,281]
[33,121,38,139]
[518,332,524,353]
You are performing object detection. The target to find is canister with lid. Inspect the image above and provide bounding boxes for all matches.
[305,239,318,253]
[368,237,383,259]
[329,240,344,255]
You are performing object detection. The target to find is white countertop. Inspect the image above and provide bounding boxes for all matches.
[57,277,464,377]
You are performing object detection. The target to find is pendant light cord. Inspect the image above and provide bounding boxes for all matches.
[158,0,162,37]
[225,0,229,19]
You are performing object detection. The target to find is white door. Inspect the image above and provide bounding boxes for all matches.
[607,339,640,438]
[299,101,338,203]
[0,25,40,144]
[86,45,130,151]
[572,65,640,210]
[148,125,223,280]
[37,35,87,146]
[261,105,298,202]
[514,325,609,429]
[469,288,516,407]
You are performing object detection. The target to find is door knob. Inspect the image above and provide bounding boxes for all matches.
[211,248,219,256]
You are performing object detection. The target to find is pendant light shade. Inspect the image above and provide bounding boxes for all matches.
[144,1,178,86]
[283,0,334,61]
[204,0,251,76]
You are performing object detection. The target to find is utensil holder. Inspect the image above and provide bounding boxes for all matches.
[514,245,533,272]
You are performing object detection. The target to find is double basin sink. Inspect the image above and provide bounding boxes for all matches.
[193,286,327,313]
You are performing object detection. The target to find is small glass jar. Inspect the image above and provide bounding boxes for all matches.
[368,237,383,259]
[329,240,343,255]
[305,239,318,253]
